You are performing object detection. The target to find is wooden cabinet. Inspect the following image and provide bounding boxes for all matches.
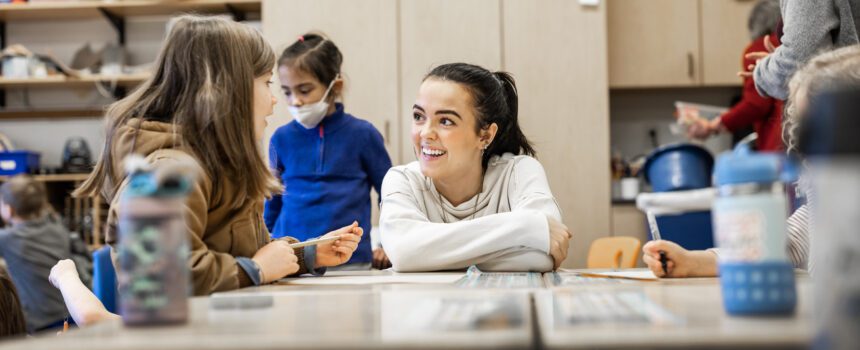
[398,0,503,165]
[609,0,757,88]
[503,0,610,268]
[608,0,700,87]
[611,204,648,267]
[701,0,759,86]
[261,0,400,162]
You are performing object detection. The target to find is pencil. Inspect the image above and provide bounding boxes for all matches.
[646,211,669,276]
[289,235,342,248]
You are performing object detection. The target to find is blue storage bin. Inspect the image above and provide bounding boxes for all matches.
[0,151,40,175]
[644,144,714,192]
[647,210,715,251]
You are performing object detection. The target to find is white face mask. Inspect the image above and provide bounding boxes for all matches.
[288,78,337,129]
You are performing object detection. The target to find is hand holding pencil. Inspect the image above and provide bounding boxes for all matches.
[642,240,719,278]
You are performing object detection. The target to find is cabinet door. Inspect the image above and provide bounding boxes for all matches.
[701,0,758,86]
[398,0,502,165]
[608,0,700,87]
[261,0,400,162]
[611,204,648,267]
[503,0,611,268]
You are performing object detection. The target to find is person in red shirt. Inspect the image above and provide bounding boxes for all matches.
[687,0,784,152]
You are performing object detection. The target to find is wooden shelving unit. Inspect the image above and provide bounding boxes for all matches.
[0,108,105,120]
[0,72,150,88]
[0,173,90,182]
[0,1,260,119]
[0,0,261,21]
[0,72,149,119]
[0,172,103,247]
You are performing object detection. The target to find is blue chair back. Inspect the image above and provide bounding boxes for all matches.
[91,246,117,313]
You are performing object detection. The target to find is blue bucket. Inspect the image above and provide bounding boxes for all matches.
[643,143,713,192]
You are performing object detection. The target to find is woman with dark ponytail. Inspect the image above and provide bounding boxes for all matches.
[379,63,572,272]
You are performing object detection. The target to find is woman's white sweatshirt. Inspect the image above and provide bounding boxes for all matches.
[380,153,562,272]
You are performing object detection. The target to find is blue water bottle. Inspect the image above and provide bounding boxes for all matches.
[712,145,796,316]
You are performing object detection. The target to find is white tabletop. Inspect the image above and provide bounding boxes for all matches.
[0,269,812,349]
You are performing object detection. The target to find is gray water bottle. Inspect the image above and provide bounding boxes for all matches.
[800,87,860,350]
[117,156,194,326]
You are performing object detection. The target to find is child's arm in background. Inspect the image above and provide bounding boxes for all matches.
[49,259,119,327]
[360,123,393,269]
[264,138,285,232]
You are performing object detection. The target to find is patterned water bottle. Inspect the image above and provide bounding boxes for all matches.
[117,155,194,326]
[713,145,796,315]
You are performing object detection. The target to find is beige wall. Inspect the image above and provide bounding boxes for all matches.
[262,0,611,268]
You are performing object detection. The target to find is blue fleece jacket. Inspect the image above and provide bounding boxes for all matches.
[264,104,392,264]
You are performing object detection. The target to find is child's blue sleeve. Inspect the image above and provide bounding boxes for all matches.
[360,123,393,203]
[264,138,285,233]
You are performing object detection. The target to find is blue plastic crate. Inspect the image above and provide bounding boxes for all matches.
[646,210,715,251]
[0,151,41,175]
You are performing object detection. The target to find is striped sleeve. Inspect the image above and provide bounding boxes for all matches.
[786,204,811,270]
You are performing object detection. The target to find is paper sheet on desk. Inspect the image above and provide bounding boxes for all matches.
[277,273,465,285]
[576,269,659,281]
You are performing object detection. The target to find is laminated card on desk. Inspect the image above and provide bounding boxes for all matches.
[552,289,682,326]
[455,266,544,288]
[278,273,465,285]
[575,269,659,281]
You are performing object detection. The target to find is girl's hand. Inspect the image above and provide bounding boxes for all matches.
[686,116,723,140]
[316,221,364,268]
[372,247,391,270]
[49,259,80,289]
[642,240,718,278]
[547,217,572,270]
[253,240,299,283]
[739,35,776,78]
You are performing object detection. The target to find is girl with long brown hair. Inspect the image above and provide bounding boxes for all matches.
[72,15,363,297]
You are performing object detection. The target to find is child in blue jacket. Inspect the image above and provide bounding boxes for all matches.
[265,33,392,269]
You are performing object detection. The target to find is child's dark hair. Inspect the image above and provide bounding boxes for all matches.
[425,63,536,168]
[0,175,47,219]
[279,33,343,96]
[0,269,27,338]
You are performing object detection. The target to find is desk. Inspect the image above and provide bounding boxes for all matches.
[0,270,812,349]
[537,280,811,349]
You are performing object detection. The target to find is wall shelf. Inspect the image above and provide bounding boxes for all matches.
[0,72,150,88]
[0,108,104,120]
[0,173,90,182]
[0,0,260,22]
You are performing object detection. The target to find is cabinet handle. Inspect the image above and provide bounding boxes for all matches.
[384,120,390,145]
[687,52,695,79]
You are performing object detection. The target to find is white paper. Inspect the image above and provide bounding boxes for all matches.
[278,273,465,285]
[578,269,658,281]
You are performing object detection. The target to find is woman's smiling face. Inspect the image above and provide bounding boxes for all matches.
[412,78,494,181]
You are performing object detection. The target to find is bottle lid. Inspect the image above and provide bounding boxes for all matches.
[715,144,783,186]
